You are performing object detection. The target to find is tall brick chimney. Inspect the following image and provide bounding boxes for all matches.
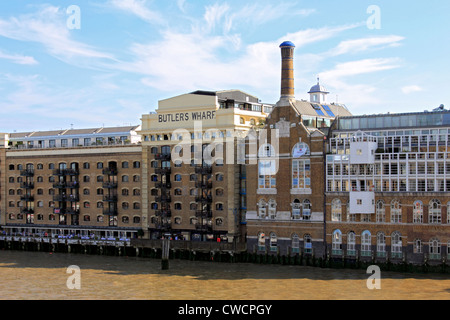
[279,41,295,101]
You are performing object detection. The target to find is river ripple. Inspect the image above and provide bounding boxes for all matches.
[0,251,448,300]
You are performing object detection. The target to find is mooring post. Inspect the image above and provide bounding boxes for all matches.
[161,237,170,270]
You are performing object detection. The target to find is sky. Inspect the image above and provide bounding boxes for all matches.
[0,0,449,133]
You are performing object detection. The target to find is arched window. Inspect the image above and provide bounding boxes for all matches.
[376,200,385,222]
[257,199,267,218]
[331,199,342,222]
[429,238,441,259]
[361,231,371,256]
[447,202,450,224]
[292,199,301,220]
[347,232,356,256]
[332,230,342,255]
[376,232,386,257]
[174,174,182,181]
[268,199,277,219]
[302,199,311,220]
[414,239,422,253]
[258,232,265,251]
[269,232,277,252]
[429,199,441,224]
[304,234,312,254]
[413,200,423,224]
[390,200,402,223]
[391,231,402,258]
[291,234,300,253]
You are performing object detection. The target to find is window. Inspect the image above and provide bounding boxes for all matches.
[122,161,129,168]
[216,174,223,181]
[304,234,312,254]
[292,199,301,220]
[390,200,402,223]
[376,200,385,222]
[391,232,402,258]
[413,200,423,223]
[429,238,441,259]
[133,161,140,168]
[414,239,422,254]
[291,234,300,253]
[215,203,223,211]
[257,200,267,218]
[269,233,277,251]
[429,199,441,224]
[347,232,356,256]
[97,162,103,169]
[377,232,386,256]
[268,199,277,219]
[331,199,342,222]
[292,160,311,189]
[332,230,342,255]
[361,231,371,256]
[174,174,182,181]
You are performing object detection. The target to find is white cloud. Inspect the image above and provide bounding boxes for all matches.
[0,50,38,65]
[320,58,402,79]
[328,35,405,56]
[401,85,423,94]
[108,0,166,25]
[0,5,114,66]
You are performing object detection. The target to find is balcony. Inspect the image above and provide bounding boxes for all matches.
[20,208,34,214]
[103,182,118,189]
[103,195,118,202]
[155,167,171,175]
[52,181,80,189]
[20,195,34,202]
[155,222,171,230]
[20,182,35,189]
[195,210,213,218]
[53,194,80,202]
[155,210,172,217]
[155,196,172,203]
[195,195,212,203]
[195,223,212,232]
[155,181,172,189]
[20,169,34,177]
[103,208,118,216]
[53,169,79,176]
[195,166,212,175]
[195,181,212,189]
[155,153,171,161]
[102,168,118,176]
[53,208,80,215]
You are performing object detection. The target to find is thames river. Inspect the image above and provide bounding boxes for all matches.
[0,250,448,300]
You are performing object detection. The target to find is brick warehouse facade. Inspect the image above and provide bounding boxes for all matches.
[0,40,449,267]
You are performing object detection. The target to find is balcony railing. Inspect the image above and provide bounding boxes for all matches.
[155,167,171,175]
[195,181,212,189]
[155,222,171,230]
[195,223,212,232]
[103,195,118,202]
[20,169,34,177]
[53,181,80,189]
[195,210,213,218]
[102,168,118,176]
[195,166,212,175]
[155,153,171,161]
[53,169,79,176]
[155,210,172,217]
[20,195,34,201]
[155,181,171,189]
[195,195,212,203]
[103,208,118,216]
[20,182,35,189]
[20,208,34,214]
[53,208,80,215]
[53,194,80,202]
[103,182,118,188]
[155,196,172,203]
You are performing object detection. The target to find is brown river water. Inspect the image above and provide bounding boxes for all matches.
[0,250,449,300]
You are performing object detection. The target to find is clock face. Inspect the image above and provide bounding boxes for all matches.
[292,143,309,158]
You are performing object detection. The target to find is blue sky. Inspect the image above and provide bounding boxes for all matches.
[0,0,449,132]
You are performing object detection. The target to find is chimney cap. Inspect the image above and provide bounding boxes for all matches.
[279,41,295,48]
